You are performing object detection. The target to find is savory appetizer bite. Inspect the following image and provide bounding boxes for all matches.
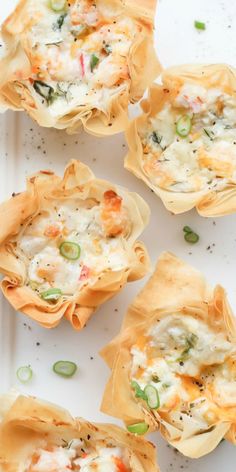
[125,64,236,215]
[0,160,150,329]
[0,394,160,471]
[0,0,160,135]
[101,252,236,458]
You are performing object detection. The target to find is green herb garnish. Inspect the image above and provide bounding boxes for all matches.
[59,241,81,260]
[178,333,198,361]
[151,374,160,383]
[90,54,99,72]
[144,385,160,409]
[194,20,206,30]
[131,381,147,400]
[33,81,56,105]
[203,128,215,141]
[41,288,62,301]
[16,365,33,383]
[53,13,67,31]
[151,131,163,145]
[127,422,149,435]
[176,115,192,137]
[53,361,77,378]
[183,226,199,244]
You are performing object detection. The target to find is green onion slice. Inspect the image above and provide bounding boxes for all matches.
[144,385,160,409]
[41,288,62,301]
[176,115,192,137]
[183,227,199,244]
[59,241,81,260]
[127,422,149,435]
[194,20,206,30]
[50,0,66,11]
[53,361,77,378]
[90,54,99,72]
[183,225,193,234]
[184,231,199,244]
[16,365,33,383]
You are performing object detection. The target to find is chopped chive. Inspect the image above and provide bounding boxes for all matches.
[90,54,99,72]
[16,365,33,383]
[194,20,206,30]
[53,361,77,378]
[127,422,149,435]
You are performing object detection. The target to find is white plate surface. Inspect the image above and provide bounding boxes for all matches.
[1,0,236,470]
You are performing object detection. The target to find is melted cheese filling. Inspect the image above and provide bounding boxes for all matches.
[17,195,130,298]
[28,439,131,472]
[140,83,236,192]
[18,0,138,116]
[130,314,236,430]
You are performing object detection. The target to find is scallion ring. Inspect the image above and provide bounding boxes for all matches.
[16,365,33,383]
[176,115,192,137]
[144,385,160,409]
[194,20,206,30]
[50,0,66,11]
[127,422,149,435]
[53,361,77,378]
[183,226,199,244]
[41,288,62,301]
[185,232,199,244]
[59,241,81,260]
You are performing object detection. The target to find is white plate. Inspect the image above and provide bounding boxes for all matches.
[1,0,236,470]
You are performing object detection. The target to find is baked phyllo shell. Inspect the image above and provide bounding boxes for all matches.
[101,252,236,458]
[125,64,236,215]
[0,0,160,136]
[0,160,150,330]
[0,394,159,472]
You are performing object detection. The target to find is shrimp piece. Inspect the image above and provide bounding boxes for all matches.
[100,190,128,237]
[114,457,130,472]
[37,265,58,282]
[70,0,101,27]
[93,55,129,87]
[44,225,61,238]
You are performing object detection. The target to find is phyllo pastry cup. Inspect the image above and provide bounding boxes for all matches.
[101,252,236,458]
[0,393,160,472]
[0,160,150,330]
[125,64,236,215]
[0,0,160,136]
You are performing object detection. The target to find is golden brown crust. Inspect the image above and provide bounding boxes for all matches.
[0,394,160,472]
[0,160,150,330]
[100,252,236,458]
[125,64,236,215]
[0,0,160,136]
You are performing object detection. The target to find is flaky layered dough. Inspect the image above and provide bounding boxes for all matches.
[0,0,160,136]
[125,64,236,216]
[0,394,159,472]
[0,160,150,330]
[101,252,236,458]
